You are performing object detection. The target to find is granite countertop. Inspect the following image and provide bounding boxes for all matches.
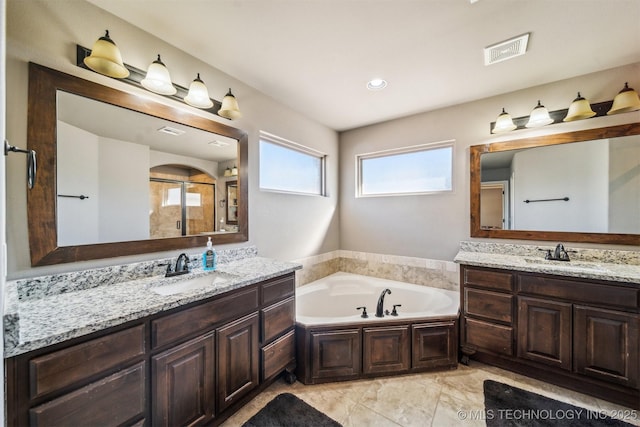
[454,241,640,285]
[4,256,301,358]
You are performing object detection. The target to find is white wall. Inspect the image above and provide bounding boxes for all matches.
[340,63,640,261]
[98,137,150,242]
[5,0,339,278]
[609,135,640,233]
[512,141,608,232]
[57,121,100,245]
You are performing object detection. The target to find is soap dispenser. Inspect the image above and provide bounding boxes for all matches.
[203,237,217,271]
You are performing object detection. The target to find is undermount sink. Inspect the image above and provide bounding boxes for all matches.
[149,272,236,296]
[523,257,610,272]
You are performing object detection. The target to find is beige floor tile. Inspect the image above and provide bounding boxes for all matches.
[220,363,638,426]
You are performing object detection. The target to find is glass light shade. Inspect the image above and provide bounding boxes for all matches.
[607,83,640,115]
[492,108,517,133]
[224,167,232,177]
[563,92,596,122]
[218,89,242,120]
[184,73,213,109]
[83,30,129,78]
[525,100,553,128]
[141,55,176,95]
[231,165,238,176]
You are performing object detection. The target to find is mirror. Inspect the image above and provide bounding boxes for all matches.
[470,122,640,245]
[27,63,248,266]
[225,181,238,226]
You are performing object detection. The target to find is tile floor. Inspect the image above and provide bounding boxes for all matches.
[221,362,640,427]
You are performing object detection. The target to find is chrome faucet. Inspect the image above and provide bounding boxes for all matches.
[375,288,391,317]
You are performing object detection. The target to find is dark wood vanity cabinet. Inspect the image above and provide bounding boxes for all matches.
[6,272,297,427]
[461,265,640,408]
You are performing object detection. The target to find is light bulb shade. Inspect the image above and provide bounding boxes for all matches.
[492,108,517,133]
[525,100,553,128]
[184,73,214,109]
[224,167,232,177]
[231,165,238,176]
[563,92,596,122]
[141,55,176,95]
[607,83,640,115]
[218,89,242,120]
[83,30,129,78]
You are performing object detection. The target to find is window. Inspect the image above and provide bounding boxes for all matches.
[259,132,326,196]
[357,141,454,197]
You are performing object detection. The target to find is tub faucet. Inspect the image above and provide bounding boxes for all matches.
[375,288,391,317]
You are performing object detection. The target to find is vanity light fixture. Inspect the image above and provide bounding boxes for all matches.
[141,54,176,95]
[607,82,640,115]
[525,100,554,128]
[83,30,129,78]
[224,167,232,177]
[218,89,242,120]
[367,78,387,90]
[184,73,214,109]
[231,165,238,176]
[491,108,517,133]
[563,92,596,121]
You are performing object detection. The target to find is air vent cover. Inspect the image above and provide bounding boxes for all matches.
[484,33,530,66]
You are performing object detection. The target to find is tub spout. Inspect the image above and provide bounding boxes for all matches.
[375,288,391,317]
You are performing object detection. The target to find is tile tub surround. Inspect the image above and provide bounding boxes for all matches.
[455,241,640,285]
[294,250,459,291]
[4,252,300,358]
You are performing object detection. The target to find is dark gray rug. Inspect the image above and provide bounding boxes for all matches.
[484,380,635,427]
[242,393,342,427]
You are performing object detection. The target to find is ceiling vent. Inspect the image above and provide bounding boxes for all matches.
[157,126,186,136]
[484,33,530,66]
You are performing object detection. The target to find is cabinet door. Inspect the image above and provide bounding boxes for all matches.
[311,329,361,380]
[217,312,259,413]
[574,306,639,389]
[517,297,572,370]
[152,332,215,427]
[412,321,457,369]
[363,326,410,374]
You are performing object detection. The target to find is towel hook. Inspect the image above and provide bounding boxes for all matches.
[4,139,37,189]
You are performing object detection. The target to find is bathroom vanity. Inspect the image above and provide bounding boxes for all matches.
[456,243,640,409]
[4,256,299,426]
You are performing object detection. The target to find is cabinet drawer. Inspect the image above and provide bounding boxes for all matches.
[262,330,296,380]
[518,275,639,310]
[29,362,145,427]
[152,286,258,348]
[464,288,513,323]
[262,297,295,343]
[464,318,513,356]
[261,274,295,306]
[29,325,145,399]
[463,267,514,292]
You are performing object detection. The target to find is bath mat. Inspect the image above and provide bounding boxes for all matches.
[242,393,342,427]
[483,380,634,427]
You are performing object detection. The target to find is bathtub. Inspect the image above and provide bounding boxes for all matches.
[296,271,459,325]
[295,272,460,384]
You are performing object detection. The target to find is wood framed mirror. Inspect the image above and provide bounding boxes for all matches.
[27,62,249,266]
[470,122,640,245]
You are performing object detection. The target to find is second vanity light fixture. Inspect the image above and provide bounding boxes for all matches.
[491,82,640,134]
[81,30,242,120]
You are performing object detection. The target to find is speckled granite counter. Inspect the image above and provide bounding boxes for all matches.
[454,241,640,285]
[4,254,301,358]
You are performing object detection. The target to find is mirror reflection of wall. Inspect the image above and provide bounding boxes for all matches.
[56,90,238,246]
[479,136,640,234]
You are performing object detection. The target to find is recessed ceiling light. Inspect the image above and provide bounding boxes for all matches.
[367,78,387,91]
[157,126,186,136]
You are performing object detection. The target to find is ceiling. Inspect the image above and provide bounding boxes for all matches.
[86,0,640,131]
